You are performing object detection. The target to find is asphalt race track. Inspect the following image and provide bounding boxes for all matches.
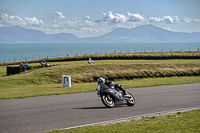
[0,83,200,133]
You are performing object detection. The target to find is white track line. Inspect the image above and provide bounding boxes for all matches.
[60,106,200,130]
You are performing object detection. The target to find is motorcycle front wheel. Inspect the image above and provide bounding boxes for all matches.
[101,94,115,108]
[126,92,135,106]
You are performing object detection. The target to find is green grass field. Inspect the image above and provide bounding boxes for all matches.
[47,109,200,133]
[4,59,200,83]
[0,59,200,100]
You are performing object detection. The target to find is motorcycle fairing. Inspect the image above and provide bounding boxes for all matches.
[100,86,126,105]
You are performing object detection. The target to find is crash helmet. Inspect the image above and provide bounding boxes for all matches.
[97,78,105,86]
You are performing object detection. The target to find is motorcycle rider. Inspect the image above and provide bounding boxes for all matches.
[97,77,129,97]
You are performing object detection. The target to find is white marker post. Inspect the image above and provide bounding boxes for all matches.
[62,75,71,87]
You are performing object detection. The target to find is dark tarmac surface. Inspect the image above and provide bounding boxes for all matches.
[0,83,200,133]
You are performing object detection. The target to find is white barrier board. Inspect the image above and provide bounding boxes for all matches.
[62,75,71,87]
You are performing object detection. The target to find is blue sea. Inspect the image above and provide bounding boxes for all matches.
[0,43,200,63]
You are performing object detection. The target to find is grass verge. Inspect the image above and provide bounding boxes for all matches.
[47,109,200,133]
[0,76,200,100]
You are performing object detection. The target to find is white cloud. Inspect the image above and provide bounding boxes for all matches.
[182,18,200,23]
[182,18,191,23]
[113,13,126,23]
[46,12,66,20]
[24,17,44,26]
[126,12,144,22]
[193,19,200,23]
[9,15,23,22]
[56,12,66,19]
[173,16,179,23]
[102,11,143,24]
[48,16,94,33]
[0,12,43,26]
[0,13,9,22]
[149,17,164,23]
[163,15,174,24]
[149,15,179,24]
[85,15,92,20]
[103,11,126,23]
[103,11,114,21]
[164,15,179,24]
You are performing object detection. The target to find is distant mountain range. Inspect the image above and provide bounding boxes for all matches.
[0,25,200,44]
[0,26,78,44]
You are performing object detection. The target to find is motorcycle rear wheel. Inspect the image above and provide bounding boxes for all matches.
[126,92,135,106]
[101,94,115,108]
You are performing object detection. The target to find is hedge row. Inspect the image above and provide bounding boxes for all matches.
[45,51,200,62]
[69,69,200,83]
[100,71,200,82]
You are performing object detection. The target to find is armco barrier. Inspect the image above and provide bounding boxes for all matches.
[7,66,27,75]
[7,67,14,75]
[14,67,22,74]
[7,67,23,75]
[7,65,51,76]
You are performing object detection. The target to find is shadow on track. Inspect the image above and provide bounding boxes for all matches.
[73,106,107,110]
[73,105,131,110]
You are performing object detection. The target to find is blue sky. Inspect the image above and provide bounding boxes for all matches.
[0,0,200,38]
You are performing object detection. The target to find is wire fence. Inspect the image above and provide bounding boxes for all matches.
[1,48,200,63]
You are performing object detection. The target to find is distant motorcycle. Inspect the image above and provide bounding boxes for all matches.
[96,83,135,108]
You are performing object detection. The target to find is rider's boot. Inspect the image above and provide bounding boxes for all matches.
[123,91,131,98]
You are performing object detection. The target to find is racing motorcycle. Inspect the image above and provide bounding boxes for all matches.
[96,83,135,108]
